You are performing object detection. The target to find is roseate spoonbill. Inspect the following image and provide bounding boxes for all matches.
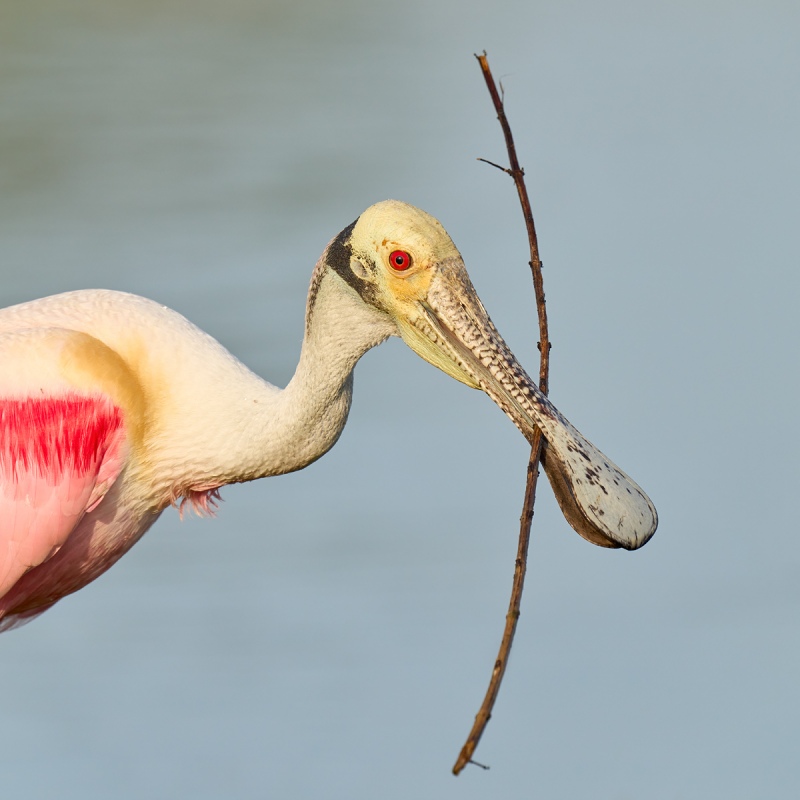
[0,200,657,631]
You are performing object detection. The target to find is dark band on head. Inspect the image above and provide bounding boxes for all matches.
[326,219,380,307]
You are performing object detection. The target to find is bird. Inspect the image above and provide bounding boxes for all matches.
[0,200,657,631]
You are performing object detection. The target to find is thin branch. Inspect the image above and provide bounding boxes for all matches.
[476,157,512,174]
[452,51,551,777]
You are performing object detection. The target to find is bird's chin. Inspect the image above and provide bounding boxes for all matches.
[395,314,480,390]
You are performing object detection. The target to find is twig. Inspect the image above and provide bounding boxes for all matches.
[452,51,551,777]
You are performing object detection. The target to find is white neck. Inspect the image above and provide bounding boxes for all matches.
[163,265,395,499]
[251,267,394,477]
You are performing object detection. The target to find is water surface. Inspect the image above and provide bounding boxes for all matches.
[1,2,799,798]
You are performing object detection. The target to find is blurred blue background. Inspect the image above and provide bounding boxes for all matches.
[1,1,798,797]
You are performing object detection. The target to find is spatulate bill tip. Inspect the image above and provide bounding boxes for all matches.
[540,438,658,551]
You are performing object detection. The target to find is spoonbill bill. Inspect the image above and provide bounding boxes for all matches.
[0,200,657,631]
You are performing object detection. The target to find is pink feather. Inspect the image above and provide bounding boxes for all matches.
[0,395,126,600]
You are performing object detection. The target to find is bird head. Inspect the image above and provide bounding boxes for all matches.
[325,200,657,550]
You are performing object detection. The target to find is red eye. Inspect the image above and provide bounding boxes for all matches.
[389,250,412,271]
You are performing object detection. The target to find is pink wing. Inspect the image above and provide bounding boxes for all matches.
[0,395,127,600]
